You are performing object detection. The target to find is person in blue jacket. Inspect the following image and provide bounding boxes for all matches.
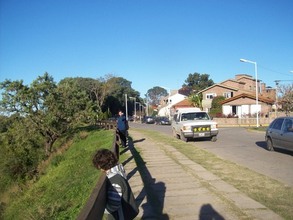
[117,110,128,147]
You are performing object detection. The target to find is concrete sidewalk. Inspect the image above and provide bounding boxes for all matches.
[122,129,283,220]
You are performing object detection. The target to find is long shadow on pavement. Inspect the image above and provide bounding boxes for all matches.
[120,136,227,219]
[120,136,169,219]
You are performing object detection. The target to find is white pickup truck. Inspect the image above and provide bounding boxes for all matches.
[171,108,218,142]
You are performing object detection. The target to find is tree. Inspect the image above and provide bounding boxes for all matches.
[209,96,225,117]
[0,115,43,181]
[146,86,168,106]
[188,93,203,110]
[278,83,293,114]
[183,73,214,93]
[0,73,91,155]
[104,76,140,116]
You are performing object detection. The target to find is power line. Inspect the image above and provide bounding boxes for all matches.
[258,65,293,77]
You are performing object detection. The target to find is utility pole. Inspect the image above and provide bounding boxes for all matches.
[125,94,128,120]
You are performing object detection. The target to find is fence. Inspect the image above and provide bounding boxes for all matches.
[214,112,287,127]
[77,121,119,220]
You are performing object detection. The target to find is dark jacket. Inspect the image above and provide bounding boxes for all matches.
[106,165,139,220]
[117,115,127,131]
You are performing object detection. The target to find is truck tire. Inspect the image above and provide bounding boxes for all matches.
[211,136,217,142]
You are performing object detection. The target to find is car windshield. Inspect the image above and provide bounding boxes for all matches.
[181,112,209,121]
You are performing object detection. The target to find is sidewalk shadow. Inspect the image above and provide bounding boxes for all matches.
[121,136,169,219]
[199,204,225,220]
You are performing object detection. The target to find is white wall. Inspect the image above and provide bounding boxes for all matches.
[222,105,231,115]
[222,104,261,118]
[158,93,186,117]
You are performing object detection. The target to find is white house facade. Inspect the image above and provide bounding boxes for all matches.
[158,93,187,118]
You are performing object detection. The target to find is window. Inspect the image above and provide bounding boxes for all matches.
[283,119,293,132]
[206,93,216,99]
[271,118,284,130]
[181,112,209,120]
[223,92,233,98]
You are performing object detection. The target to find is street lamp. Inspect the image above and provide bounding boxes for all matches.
[240,58,259,127]
[125,94,128,120]
[129,97,136,121]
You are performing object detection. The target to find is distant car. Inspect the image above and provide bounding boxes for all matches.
[143,116,155,124]
[265,116,293,152]
[155,117,171,125]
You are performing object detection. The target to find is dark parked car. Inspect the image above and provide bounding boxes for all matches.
[155,117,171,125]
[143,116,155,124]
[265,116,293,152]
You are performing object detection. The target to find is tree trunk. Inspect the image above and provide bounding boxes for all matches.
[44,134,58,156]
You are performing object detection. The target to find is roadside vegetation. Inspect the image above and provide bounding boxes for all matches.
[0,73,140,218]
[133,128,293,220]
[1,129,117,219]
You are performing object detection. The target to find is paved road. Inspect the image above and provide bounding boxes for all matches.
[130,122,293,187]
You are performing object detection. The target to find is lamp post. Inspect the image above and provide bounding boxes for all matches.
[129,97,136,121]
[240,58,259,127]
[125,94,128,120]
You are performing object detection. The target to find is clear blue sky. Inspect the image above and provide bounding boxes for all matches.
[1,0,292,97]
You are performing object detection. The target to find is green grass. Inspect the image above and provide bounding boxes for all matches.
[2,129,118,220]
[133,128,293,220]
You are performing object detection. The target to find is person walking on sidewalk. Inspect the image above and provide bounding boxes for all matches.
[117,110,128,147]
[92,148,139,220]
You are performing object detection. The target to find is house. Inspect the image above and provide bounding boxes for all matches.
[157,90,187,118]
[221,93,274,117]
[198,74,276,118]
[169,99,196,116]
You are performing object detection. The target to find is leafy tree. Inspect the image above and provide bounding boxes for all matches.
[209,96,225,117]
[0,73,91,155]
[104,76,140,116]
[54,75,140,118]
[188,93,203,110]
[183,73,214,93]
[146,86,168,106]
[278,83,293,114]
[0,115,43,181]
[0,115,11,133]
[69,76,109,115]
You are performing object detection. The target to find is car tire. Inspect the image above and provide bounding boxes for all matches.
[266,137,274,151]
[211,136,217,142]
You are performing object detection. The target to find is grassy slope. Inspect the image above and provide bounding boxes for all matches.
[3,129,115,220]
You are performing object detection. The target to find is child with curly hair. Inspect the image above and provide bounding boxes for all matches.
[92,149,139,220]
